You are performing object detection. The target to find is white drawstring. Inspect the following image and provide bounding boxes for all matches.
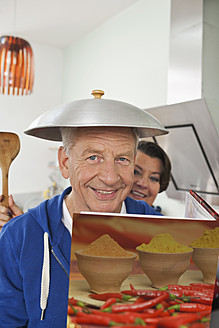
[40,232,50,320]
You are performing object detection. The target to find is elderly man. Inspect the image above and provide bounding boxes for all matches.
[0,91,167,327]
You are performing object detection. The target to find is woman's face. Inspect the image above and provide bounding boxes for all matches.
[129,150,162,206]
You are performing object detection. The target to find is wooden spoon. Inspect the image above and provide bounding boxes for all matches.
[0,132,20,207]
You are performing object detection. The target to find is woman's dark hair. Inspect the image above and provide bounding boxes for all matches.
[137,141,171,193]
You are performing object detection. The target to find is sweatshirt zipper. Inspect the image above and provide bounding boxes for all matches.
[51,247,69,278]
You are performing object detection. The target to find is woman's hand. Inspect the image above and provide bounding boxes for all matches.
[0,195,23,230]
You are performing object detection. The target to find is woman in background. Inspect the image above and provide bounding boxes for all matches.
[129,141,171,210]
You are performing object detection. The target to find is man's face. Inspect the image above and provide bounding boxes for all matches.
[59,127,136,213]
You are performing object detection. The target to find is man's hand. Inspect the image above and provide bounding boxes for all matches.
[0,195,23,230]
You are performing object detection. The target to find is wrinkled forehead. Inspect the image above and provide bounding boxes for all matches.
[74,126,136,140]
[62,126,139,155]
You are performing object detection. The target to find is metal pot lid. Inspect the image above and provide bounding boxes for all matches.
[24,90,168,141]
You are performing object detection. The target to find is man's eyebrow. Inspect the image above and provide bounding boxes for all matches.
[81,148,103,156]
[81,148,134,157]
[117,151,134,158]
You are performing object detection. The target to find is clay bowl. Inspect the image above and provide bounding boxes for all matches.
[75,250,137,293]
[191,247,219,284]
[137,249,193,289]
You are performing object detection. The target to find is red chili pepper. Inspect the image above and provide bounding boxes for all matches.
[168,290,184,298]
[155,302,173,316]
[87,309,135,323]
[168,290,213,306]
[166,308,175,315]
[67,305,84,315]
[89,292,132,301]
[189,323,206,328]
[76,310,150,325]
[112,326,157,328]
[169,289,213,297]
[100,297,118,310]
[99,308,161,320]
[122,310,156,318]
[111,292,169,313]
[167,302,212,312]
[190,283,215,290]
[143,313,176,326]
[144,308,170,318]
[132,308,157,315]
[70,313,117,326]
[146,308,168,318]
[67,305,75,315]
[144,317,163,325]
[122,288,167,298]
[168,300,183,306]
[133,296,146,304]
[182,295,213,306]
[179,290,213,297]
[68,297,85,307]
[157,310,211,328]
[161,300,169,308]
[167,284,213,293]
[156,302,167,310]
[167,284,192,290]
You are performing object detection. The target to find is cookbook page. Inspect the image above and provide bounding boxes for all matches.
[185,191,219,220]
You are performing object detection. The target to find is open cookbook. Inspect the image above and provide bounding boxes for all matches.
[67,191,219,327]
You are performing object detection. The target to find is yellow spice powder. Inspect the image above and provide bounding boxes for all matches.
[190,227,219,248]
[81,234,132,257]
[137,233,192,253]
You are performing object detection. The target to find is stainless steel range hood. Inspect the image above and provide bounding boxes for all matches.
[145,0,219,206]
[146,98,219,206]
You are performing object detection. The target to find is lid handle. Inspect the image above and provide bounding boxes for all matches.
[91,90,104,99]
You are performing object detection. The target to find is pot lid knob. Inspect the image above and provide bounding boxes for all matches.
[91,89,104,99]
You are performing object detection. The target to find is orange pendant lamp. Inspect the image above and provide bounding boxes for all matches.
[0,35,34,95]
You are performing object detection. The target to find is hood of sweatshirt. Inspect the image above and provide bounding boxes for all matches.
[28,186,72,245]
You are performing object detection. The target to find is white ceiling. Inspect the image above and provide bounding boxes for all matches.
[0,0,139,48]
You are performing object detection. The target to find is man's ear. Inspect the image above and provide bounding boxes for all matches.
[58,146,69,179]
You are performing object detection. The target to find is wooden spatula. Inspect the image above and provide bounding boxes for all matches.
[0,132,20,207]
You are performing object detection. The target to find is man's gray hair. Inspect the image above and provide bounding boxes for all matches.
[60,127,78,155]
[60,127,139,155]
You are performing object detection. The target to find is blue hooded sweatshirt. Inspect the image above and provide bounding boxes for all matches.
[0,187,161,328]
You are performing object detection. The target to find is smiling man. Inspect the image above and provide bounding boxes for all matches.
[0,91,167,327]
[60,127,137,214]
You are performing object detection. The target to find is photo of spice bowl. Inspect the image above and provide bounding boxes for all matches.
[137,249,193,288]
[136,233,193,288]
[75,250,137,293]
[191,247,219,284]
[189,227,219,284]
[74,234,137,293]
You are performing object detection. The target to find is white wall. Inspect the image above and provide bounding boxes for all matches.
[62,0,171,109]
[0,42,64,198]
